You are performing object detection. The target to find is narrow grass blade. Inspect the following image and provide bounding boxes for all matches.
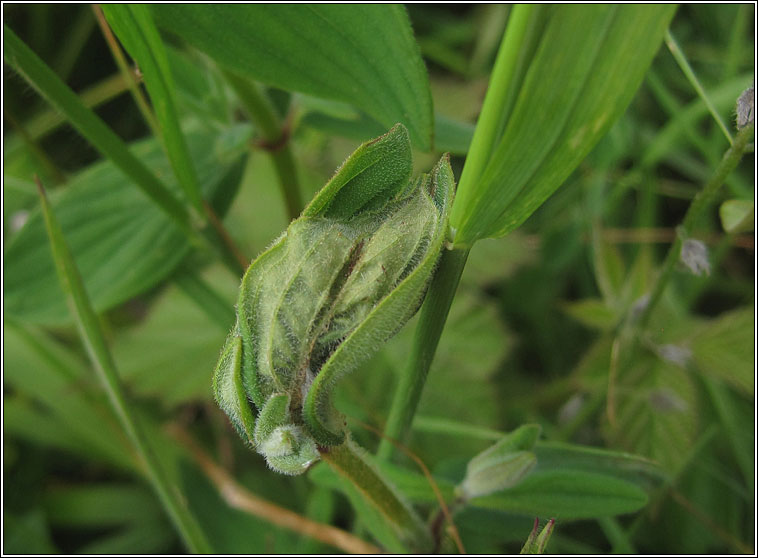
[665,29,734,145]
[3,25,194,238]
[102,5,204,212]
[35,177,212,554]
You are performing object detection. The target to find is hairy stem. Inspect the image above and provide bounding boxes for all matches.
[320,437,433,553]
[223,70,304,220]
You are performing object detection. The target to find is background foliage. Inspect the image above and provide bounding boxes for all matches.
[3,4,755,554]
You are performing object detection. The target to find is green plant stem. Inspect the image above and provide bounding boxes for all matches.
[223,70,304,220]
[319,437,432,553]
[378,247,469,460]
[378,7,535,460]
[639,122,753,328]
[36,178,212,554]
[25,72,130,140]
[665,29,734,145]
[92,4,161,137]
[4,109,66,184]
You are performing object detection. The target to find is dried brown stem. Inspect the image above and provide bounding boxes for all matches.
[167,424,382,555]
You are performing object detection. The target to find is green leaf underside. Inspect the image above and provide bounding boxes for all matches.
[451,5,676,244]
[150,5,434,150]
[4,127,246,325]
[213,125,454,472]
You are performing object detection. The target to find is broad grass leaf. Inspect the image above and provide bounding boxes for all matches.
[473,469,648,519]
[534,442,666,491]
[451,5,677,244]
[4,127,246,325]
[151,5,434,150]
[166,46,232,125]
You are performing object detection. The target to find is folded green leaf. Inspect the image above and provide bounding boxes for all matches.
[450,5,677,244]
[151,5,433,150]
[458,424,541,500]
[520,518,555,554]
[214,124,454,463]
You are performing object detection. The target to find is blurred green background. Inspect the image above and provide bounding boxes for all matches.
[3,4,755,554]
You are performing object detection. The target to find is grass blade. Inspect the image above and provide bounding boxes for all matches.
[35,177,212,554]
[102,5,204,212]
[450,5,677,245]
[665,29,734,145]
[3,25,195,239]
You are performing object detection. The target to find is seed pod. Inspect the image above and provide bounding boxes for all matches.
[213,124,454,471]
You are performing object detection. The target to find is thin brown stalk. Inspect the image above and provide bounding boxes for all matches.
[167,424,382,555]
[350,418,466,554]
